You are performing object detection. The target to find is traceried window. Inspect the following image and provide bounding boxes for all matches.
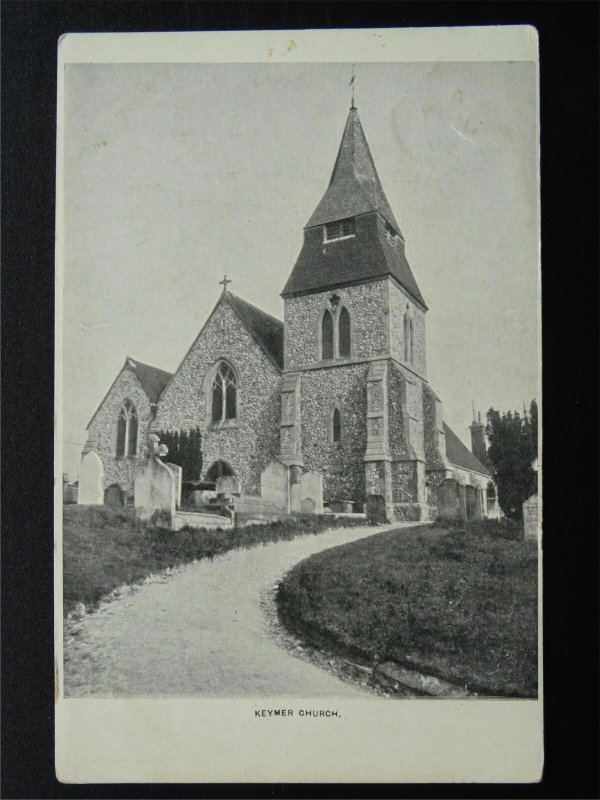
[322,309,334,360]
[338,306,351,358]
[115,399,138,457]
[324,217,355,242]
[332,407,342,444]
[211,361,237,424]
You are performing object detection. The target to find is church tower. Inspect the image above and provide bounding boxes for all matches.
[279,104,450,520]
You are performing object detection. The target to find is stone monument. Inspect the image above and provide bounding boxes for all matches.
[77,451,104,505]
[134,434,177,524]
[290,470,323,514]
[522,493,539,541]
[260,460,289,511]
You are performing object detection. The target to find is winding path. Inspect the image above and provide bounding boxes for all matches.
[64,522,409,697]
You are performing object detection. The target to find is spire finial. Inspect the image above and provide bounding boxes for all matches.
[472,400,476,422]
[350,65,355,109]
[219,274,232,293]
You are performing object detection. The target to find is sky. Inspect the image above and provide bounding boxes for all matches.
[61,60,539,480]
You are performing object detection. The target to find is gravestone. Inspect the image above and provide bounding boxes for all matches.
[215,475,241,497]
[189,490,205,508]
[104,483,125,507]
[290,471,323,514]
[134,434,177,524]
[522,494,539,541]
[465,485,482,520]
[63,484,78,504]
[366,494,387,524]
[300,498,316,514]
[78,451,104,505]
[437,479,458,520]
[165,463,182,508]
[260,460,289,511]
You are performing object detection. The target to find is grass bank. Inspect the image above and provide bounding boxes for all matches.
[62,505,365,617]
[277,520,538,697]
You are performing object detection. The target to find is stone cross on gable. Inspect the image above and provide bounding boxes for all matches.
[219,274,232,292]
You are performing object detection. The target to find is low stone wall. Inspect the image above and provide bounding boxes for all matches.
[172,511,233,531]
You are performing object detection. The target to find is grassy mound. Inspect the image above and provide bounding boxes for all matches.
[62,505,365,617]
[277,520,538,697]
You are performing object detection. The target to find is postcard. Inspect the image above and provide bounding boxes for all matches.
[55,26,542,783]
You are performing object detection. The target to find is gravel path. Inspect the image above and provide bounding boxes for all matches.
[63,522,409,698]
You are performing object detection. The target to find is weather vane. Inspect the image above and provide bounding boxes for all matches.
[350,65,355,108]
[219,274,232,292]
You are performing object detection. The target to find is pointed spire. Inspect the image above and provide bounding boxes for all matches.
[305,107,402,234]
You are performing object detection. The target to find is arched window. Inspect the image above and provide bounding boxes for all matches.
[115,399,138,457]
[338,306,351,358]
[211,361,237,424]
[332,407,342,444]
[409,318,414,364]
[403,314,409,361]
[322,310,334,360]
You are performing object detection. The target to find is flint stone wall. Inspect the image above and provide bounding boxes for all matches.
[388,279,427,378]
[154,301,281,495]
[84,367,154,495]
[284,281,388,370]
[300,363,369,505]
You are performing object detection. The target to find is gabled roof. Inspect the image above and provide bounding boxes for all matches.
[127,358,173,403]
[160,292,284,399]
[223,292,284,369]
[444,422,492,477]
[86,357,173,430]
[306,107,402,234]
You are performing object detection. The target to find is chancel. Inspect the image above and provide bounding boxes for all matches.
[80,103,494,521]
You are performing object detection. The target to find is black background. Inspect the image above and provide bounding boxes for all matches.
[2,2,598,798]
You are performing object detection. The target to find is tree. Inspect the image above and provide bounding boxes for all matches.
[157,427,203,482]
[485,400,538,520]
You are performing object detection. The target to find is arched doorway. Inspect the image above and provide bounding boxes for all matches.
[205,460,236,482]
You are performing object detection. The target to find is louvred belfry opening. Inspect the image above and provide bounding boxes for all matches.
[281,106,427,310]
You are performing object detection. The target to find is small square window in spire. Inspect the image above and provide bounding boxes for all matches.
[385,223,398,249]
[325,217,355,242]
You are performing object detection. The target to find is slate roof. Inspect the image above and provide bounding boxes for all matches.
[306,107,402,233]
[281,213,427,307]
[126,358,173,404]
[86,357,173,429]
[282,107,426,307]
[223,292,284,369]
[444,422,491,477]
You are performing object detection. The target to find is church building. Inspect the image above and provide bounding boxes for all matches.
[82,104,493,521]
